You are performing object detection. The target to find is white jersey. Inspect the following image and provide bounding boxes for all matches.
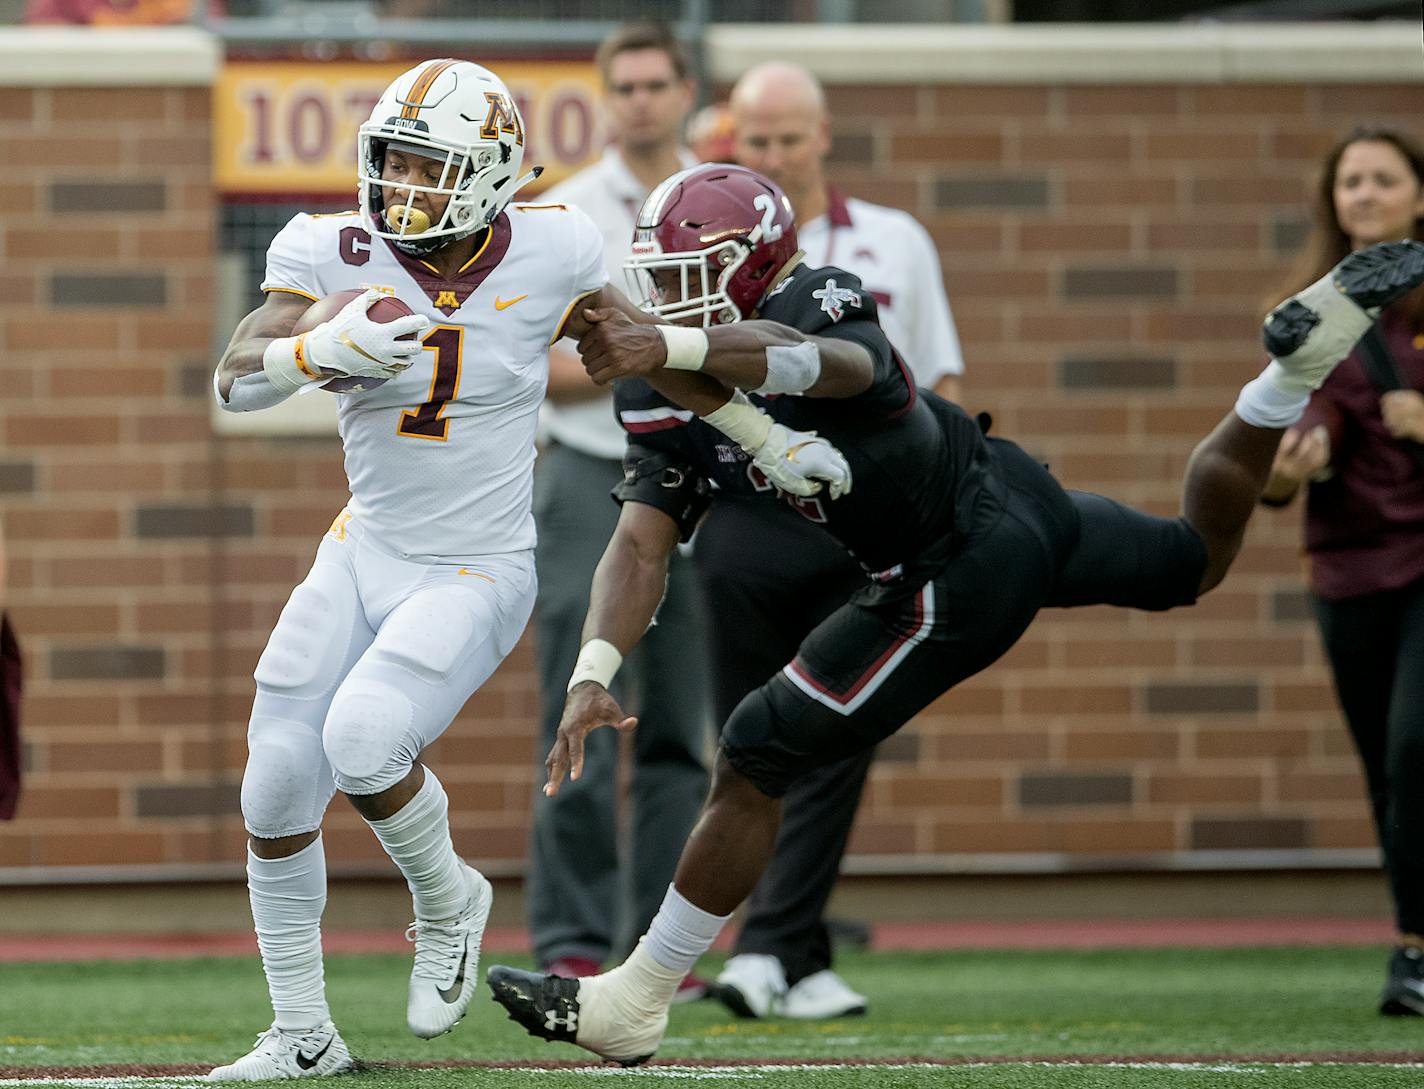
[262,204,607,561]
[538,146,699,461]
[797,189,964,387]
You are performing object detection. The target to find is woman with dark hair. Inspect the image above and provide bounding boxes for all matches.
[1262,126,1424,1015]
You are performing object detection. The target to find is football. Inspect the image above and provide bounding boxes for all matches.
[291,289,419,393]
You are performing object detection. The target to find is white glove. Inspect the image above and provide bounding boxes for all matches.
[753,423,854,500]
[305,289,430,378]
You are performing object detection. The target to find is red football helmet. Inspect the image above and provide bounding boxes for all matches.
[625,163,800,326]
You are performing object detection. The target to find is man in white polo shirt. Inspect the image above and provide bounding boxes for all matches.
[528,21,711,1001]
[700,59,966,1022]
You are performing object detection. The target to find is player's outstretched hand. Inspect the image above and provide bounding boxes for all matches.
[306,289,431,379]
[544,682,638,797]
[576,308,668,384]
[754,423,854,500]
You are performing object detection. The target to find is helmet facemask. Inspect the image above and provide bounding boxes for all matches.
[624,238,750,327]
[360,131,520,257]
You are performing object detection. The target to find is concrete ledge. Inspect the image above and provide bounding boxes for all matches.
[0,26,221,85]
[705,21,1423,84]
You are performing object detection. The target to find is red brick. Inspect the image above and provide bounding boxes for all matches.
[50,87,173,124]
[930,731,1051,763]
[22,694,125,729]
[19,785,121,819]
[1190,636,1305,669]
[847,821,918,855]
[5,314,125,351]
[1060,819,1177,853]
[42,830,168,866]
[1017,129,1133,165]
[884,774,1003,809]
[50,366,169,399]
[11,602,120,637]
[889,129,1005,165]
[1064,729,1181,762]
[5,414,122,446]
[1143,128,1262,163]
[1018,220,1133,253]
[1065,86,1182,117]
[1147,773,1263,805]
[48,461,167,494]
[5,227,123,262]
[1063,173,1178,209]
[933,85,1051,119]
[1188,86,1310,117]
[46,740,164,774]
[1195,727,1311,759]
[1278,770,1367,804]
[1020,684,1133,715]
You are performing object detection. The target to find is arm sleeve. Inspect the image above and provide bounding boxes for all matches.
[766,268,911,415]
[900,217,965,385]
[259,214,323,301]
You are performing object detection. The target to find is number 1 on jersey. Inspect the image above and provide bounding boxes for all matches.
[399,326,462,441]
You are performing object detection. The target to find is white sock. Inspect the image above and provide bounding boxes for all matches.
[366,767,469,921]
[1234,361,1310,428]
[642,884,731,975]
[248,836,330,1031]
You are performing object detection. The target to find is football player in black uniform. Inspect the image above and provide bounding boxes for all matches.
[488,163,1424,1065]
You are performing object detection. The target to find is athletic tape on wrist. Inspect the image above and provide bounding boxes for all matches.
[755,341,822,395]
[656,325,709,371]
[262,335,322,395]
[701,389,774,453]
[567,638,623,692]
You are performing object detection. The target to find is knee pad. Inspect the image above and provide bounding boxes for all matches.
[371,588,481,683]
[242,716,332,838]
[254,580,348,695]
[324,679,419,794]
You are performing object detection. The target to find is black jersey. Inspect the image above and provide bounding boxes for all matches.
[612,263,989,589]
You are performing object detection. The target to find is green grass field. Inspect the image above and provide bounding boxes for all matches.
[3,947,1423,1087]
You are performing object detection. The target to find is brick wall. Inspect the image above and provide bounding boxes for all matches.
[1,28,1420,881]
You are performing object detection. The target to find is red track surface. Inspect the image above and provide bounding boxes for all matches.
[0,917,1394,963]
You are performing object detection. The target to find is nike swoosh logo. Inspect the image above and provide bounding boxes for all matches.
[437,937,470,1003]
[337,332,389,365]
[295,1035,333,1070]
[495,294,528,311]
[457,568,495,582]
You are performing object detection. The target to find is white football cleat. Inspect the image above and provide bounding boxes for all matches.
[488,942,680,1066]
[714,953,787,1019]
[206,1020,352,1081]
[778,969,868,1019]
[406,863,492,1039]
[1264,239,1424,393]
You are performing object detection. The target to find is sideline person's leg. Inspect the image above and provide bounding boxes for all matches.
[528,444,625,971]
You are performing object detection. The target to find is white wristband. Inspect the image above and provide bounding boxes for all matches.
[262,335,324,395]
[567,638,623,692]
[701,389,773,453]
[656,325,709,371]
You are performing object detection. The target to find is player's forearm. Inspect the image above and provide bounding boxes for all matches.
[663,320,872,398]
[581,536,673,656]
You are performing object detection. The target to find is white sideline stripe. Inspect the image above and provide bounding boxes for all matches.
[782,581,936,716]
[11,1060,1424,1086]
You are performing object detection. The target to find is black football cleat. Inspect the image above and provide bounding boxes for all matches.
[1379,945,1424,1016]
[1264,240,1424,389]
[486,965,654,1067]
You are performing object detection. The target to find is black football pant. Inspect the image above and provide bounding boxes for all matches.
[1312,576,1424,937]
[720,438,1206,802]
[694,495,869,985]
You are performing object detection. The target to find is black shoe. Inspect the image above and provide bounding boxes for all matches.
[1379,945,1424,1016]
[1334,240,1424,312]
[488,965,584,1044]
[1264,240,1424,363]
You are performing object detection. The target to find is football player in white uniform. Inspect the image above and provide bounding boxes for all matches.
[207,58,616,1079]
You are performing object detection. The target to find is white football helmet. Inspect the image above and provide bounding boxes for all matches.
[358,59,541,255]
